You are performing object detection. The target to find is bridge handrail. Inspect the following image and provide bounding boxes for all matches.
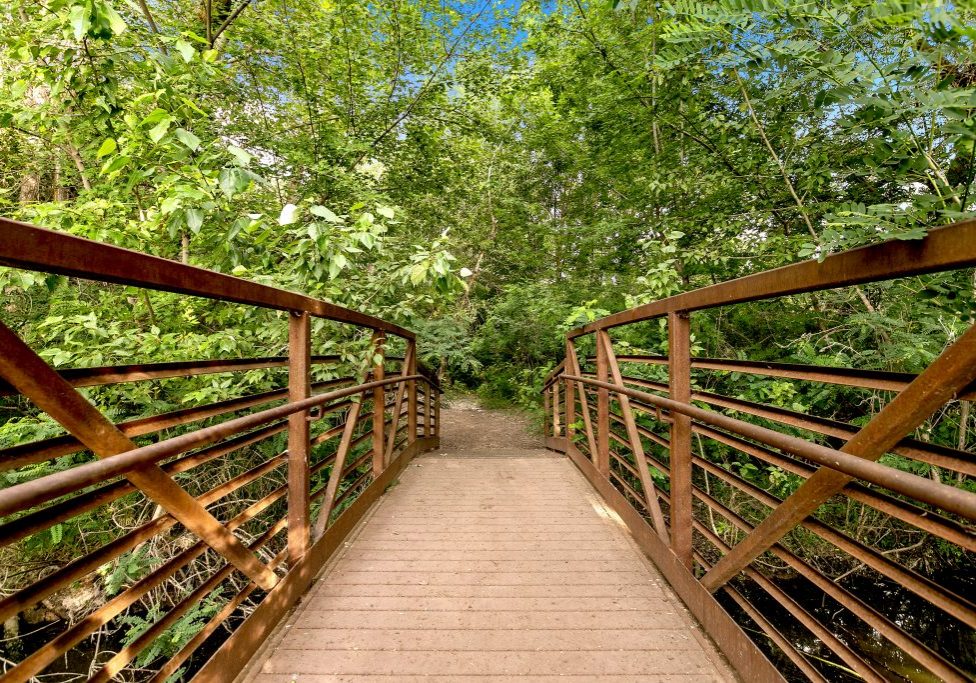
[0,219,441,682]
[569,216,976,337]
[0,217,413,338]
[547,217,976,683]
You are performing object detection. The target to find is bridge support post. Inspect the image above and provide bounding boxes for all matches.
[372,332,387,475]
[407,340,418,444]
[668,310,693,569]
[595,335,610,477]
[552,381,561,437]
[543,385,551,437]
[424,382,432,437]
[563,340,576,444]
[287,311,312,567]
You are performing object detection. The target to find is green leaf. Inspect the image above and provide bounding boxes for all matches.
[69,4,91,40]
[174,128,201,152]
[175,39,195,63]
[185,208,204,233]
[141,109,169,127]
[310,205,341,222]
[409,264,427,285]
[376,205,395,219]
[96,138,117,158]
[101,2,126,34]
[227,144,252,166]
[227,216,249,240]
[148,118,172,143]
[160,196,182,214]
[100,155,130,174]
[219,168,249,199]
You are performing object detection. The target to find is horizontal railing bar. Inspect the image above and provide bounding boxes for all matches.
[694,424,976,552]
[342,445,373,475]
[0,218,413,339]
[609,469,647,511]
[598,383,971,557]
[0,396,350,532]
[585,354,976,401]
[333,469,372,509]
[563,375,976,521]
[6,482,289,681]
[542,360,567,389]
[602,391,976,547]
[693,388,976,477]
[0,355,345,397]
[644,483,831,681]
[608,408,671,449]
[691,485,970,682]
[147,546,273,683]
[656,473,882,680]
[694,455,976,629]
[592,372,976,478]
[690,521,887,682]
[610,450,641,480]
[569,217,976,337]
[720,581,829,683]
[89,518,289,683]
[0,378,353,472]
[0,421,288,549]
[0,436,293,627]
[0,375,421,518]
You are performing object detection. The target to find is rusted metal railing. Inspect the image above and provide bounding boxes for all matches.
[0,218,440,681]
[545,218,976,683]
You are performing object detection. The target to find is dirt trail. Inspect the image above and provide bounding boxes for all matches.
[434,395,548,456]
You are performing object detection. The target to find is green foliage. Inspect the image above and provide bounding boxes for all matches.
[2,0,976,675]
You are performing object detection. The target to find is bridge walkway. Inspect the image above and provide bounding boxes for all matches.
[239,403,736,682]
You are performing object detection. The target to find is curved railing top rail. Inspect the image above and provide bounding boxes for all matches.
[547,216,976,683]
[569,217,976,337]
[0,217,441,682]
[0,217,413,339]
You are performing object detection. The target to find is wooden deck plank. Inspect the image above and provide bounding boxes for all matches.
[238,454,736,682]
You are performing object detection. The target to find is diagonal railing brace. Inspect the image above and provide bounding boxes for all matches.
[700,323,976,592]
[0,321,279,591]
[597,331,669,540]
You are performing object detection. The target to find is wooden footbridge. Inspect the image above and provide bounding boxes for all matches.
[0,217,975,682]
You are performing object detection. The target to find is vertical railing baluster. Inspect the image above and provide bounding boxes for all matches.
[425,381,432,437]
[372,331,387,475]
[543,383,551,437]
[287,311,312,566]
[553,380,561,437]
[564,340,576,444]
[595,334,610,476]
[407,340,418,443]
[668,311,693,569]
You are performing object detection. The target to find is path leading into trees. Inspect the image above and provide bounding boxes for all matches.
[239,398,736,682]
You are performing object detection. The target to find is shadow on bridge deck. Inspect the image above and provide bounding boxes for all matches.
[237,403,736,682]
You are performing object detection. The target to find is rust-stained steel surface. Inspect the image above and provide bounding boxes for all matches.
[0,219,439,682]
[0,218,413,338]
[5,215,976,682]
[569,216,976,337]
[548,219,976,682]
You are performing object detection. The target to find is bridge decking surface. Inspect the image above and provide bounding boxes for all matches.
[240,407,735,682]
